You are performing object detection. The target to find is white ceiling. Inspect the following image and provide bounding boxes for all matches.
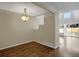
[42,2,79,12]
[0,2,47,16]
[1,2,79,16]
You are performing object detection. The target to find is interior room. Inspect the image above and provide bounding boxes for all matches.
[0,2,79,57]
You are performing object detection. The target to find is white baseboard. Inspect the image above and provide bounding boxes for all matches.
[0,40,58,50]
[34,40,57,49]
[0,40,32,50]
[54,45,59,49]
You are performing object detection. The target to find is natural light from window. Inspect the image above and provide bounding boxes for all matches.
[64,12,72,19]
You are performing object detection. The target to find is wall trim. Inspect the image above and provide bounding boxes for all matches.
[34,40,57,49]
[0,40,32,50]
[0,40,58,50]
[54,45,59,49]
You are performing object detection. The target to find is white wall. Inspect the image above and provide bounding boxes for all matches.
[33,13,56,48]
[0,9,56,49]
[0,9,44,49]
[55,12,59,48]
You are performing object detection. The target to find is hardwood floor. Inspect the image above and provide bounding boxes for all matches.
[0,40,79,57]
[0,41,58,57]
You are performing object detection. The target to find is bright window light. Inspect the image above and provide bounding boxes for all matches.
[64,12,72,19]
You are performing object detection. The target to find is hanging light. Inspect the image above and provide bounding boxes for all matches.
[21,8,30,22]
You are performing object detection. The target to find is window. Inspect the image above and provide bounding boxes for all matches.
[64,12,72,19]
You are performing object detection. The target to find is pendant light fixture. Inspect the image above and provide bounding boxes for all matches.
[21,8,30,22]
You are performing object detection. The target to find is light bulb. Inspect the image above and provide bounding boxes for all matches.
[21,15,29,22]
[21,8,30,22]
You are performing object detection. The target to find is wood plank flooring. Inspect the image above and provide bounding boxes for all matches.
[0,41,79,57]
[0,41,59,57]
